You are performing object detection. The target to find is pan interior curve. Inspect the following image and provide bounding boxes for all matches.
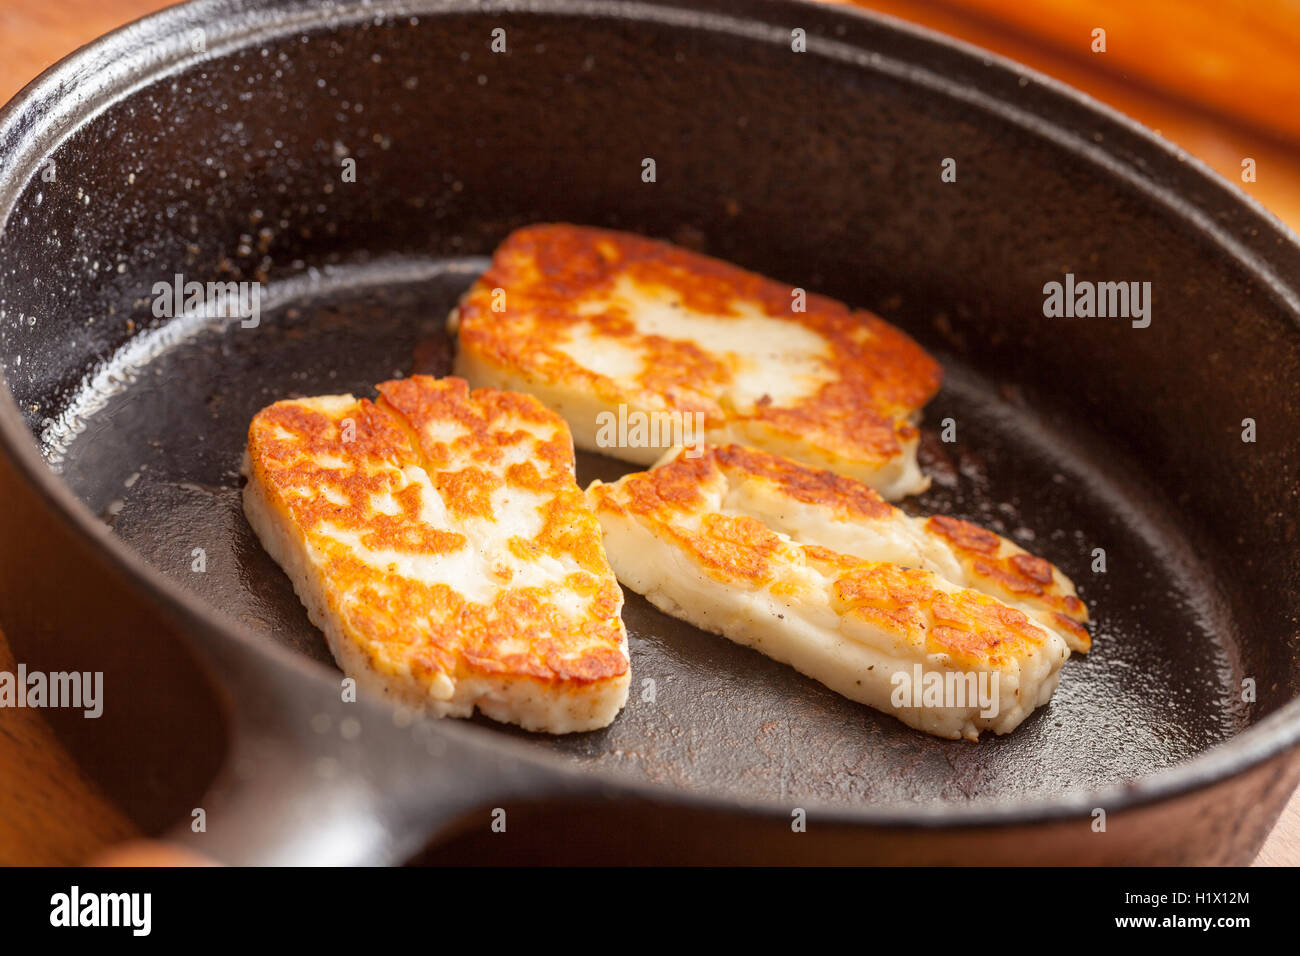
[48,255,1245,809]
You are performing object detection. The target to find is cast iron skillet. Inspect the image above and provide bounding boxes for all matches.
[0,0,1297,865]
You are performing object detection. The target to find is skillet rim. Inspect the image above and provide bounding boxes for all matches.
[0,0,1298,834]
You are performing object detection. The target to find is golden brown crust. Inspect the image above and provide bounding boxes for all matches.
[455,224,942,469]
[677,513,784,586]
[245,376,629,693]
[668,444,1090,652]
[591,459,1052,670]
[248,398,470,557]
[713,443,894,520]
[588,443,1090,668]
[831,564,1049,670]
[925,514,1091,651]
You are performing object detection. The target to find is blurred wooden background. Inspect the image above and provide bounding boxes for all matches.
[0,0,1296,865]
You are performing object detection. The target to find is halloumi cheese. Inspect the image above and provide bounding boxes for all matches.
[451,224,943,499]
[587,445,1090,739]
[242,375,630,733]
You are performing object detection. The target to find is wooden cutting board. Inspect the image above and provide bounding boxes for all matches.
[0,0,1295,866]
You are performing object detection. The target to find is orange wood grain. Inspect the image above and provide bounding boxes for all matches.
[1255,791,1300,866]
[0,0,1295,866]
[912,0,1300,144]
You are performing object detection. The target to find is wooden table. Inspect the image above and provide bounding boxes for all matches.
[0,0,1296,865]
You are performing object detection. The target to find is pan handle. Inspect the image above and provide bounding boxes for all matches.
[169,633,593,866]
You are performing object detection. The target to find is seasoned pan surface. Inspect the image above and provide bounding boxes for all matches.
[52,255,1243,807]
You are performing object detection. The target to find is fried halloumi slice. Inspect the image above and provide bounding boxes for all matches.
[242,375,630,733]
[708,444,1091,654]
[587,445,1090,739]
[451,224,942,500]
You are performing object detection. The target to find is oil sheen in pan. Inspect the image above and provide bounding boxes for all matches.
[47,254,1246,808]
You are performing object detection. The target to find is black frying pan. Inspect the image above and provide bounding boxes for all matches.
[0,0,1297,865]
